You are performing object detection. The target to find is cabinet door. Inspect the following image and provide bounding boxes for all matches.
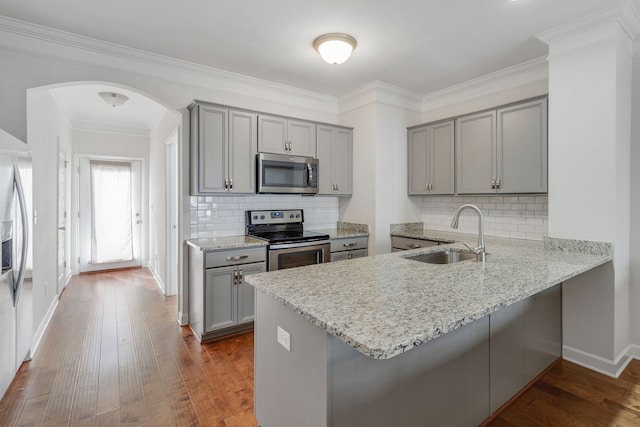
[198,105,228,193]
[408,126,429,195]
[237,263,265,325]
[334,128,352,195]
[229,110,257,193]
[288,120,316,157]
[497,99,547,193]
[456,111,496,194]
[204,266,237,332]
[258,115,288,154]
[316,125,335,194]
[430,121,455,195]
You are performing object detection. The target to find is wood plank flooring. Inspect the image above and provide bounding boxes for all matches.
[2,268,640,426]
[0,268,255,427]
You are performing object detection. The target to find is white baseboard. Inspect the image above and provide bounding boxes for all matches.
[31,295,59,357]
[563,344,635,378]
[147,263,166,295]
[177,311,189,326]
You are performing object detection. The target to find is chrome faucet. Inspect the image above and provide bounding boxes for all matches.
[451,204,486,263]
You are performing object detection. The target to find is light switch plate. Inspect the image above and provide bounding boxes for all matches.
[277,326,290,351]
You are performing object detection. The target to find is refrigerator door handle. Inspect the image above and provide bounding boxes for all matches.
[12,164,27,307]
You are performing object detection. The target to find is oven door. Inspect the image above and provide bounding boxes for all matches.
[257,153,318,194]
[268,241,330,271]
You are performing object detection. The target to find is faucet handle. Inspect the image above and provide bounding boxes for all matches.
[462,242,484,255]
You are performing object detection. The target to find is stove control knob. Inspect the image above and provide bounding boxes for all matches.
[260,215,265,220]
[253,215,258,220]
[289,214,294,219]
[296,214,300,218]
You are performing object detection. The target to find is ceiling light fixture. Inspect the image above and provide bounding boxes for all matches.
[99,91,129,107]
[313,33,357,65]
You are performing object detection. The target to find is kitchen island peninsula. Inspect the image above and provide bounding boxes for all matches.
[245,237,611,427]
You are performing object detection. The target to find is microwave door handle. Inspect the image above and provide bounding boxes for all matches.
[307,163,313,187]
[13,164,28,306]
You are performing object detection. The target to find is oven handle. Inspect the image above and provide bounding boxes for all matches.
[269,240,330,250]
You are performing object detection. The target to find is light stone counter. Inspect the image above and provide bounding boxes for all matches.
[311,221,370,239]
[245,237,612,360]
[186,236,267,252]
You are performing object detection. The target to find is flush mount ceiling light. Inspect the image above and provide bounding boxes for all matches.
[313,33,357,65]
[99,91,129,107]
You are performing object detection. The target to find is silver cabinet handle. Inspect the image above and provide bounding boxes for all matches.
[343,243,358,248]
[237,269,243,283]
[229,178,233,190]
[407,243,421,249]
[425,182,429,192]
[491,177,496,190]
[226,255,249,261]
[496,176,501,191]
[429,182,433,192]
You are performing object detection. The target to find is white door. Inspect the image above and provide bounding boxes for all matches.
[57,143,67,292]
[166,131,179,295]
[78,157,142,272]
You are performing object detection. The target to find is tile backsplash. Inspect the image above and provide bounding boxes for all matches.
[421,195,548,241]
[190,195,340,238]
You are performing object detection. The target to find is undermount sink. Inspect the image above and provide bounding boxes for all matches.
[404,249,481,265]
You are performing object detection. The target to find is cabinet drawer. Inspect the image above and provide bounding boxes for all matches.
[331,249,368,262]
[330,236,368,252]
[391,236,439,251]
[205,247,266,268]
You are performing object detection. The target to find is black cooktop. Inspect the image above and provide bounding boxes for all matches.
[245,209,329,244]
[249,230,330,244]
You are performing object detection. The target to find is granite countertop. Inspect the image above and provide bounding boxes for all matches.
[245,237,612,360]
[312,228,370,239]
[186,236,267,252]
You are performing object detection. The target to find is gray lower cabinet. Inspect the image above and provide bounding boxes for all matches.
[189,101,257,194]
[408,120,454,195]
[456,97,547,194]
[317,125,353,196]
[258,114,317,157]
[189,245,265,341]
[391,236,446,252]
[254,283,561,426]
[330,236,368,261]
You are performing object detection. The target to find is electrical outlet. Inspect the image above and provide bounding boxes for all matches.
[277,326,290,351]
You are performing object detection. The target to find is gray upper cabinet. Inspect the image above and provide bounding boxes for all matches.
[456,97,547,194]
[317,125,353,196]
[456,111,497,194]
[497,98,548,193]
[190,102,257,194]
[408,120,454,195]
[258,114,316,157]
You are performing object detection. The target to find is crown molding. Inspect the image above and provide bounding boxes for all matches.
[0,15,339,115]
[72,120,151,137]
[421,57,548,112]
[338,81,423,114]
[536,1,640,45]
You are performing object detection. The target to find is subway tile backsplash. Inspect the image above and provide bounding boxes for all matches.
[189,195,340,238]
[421,195,548,241]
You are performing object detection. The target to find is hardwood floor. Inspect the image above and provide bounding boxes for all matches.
[0,268,256,427]
[2,268,640,426]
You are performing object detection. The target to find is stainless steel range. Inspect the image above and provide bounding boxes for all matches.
[246,209,330,271]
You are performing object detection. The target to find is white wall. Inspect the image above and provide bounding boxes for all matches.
[26,89,72,339]
[629,45,640,347]
[148,110,181,293]
[544,20,633,373]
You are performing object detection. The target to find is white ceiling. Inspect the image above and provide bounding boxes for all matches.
[0,0,631,97]
[49,84,167,133]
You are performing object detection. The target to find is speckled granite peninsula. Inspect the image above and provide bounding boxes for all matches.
[247,236,612,426]
[186,235,267,251]
[246,237,611,359]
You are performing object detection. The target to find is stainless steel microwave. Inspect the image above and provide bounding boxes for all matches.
[256,153,319,194]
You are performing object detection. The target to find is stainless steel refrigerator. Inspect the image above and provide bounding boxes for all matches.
[0,129,32,400]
